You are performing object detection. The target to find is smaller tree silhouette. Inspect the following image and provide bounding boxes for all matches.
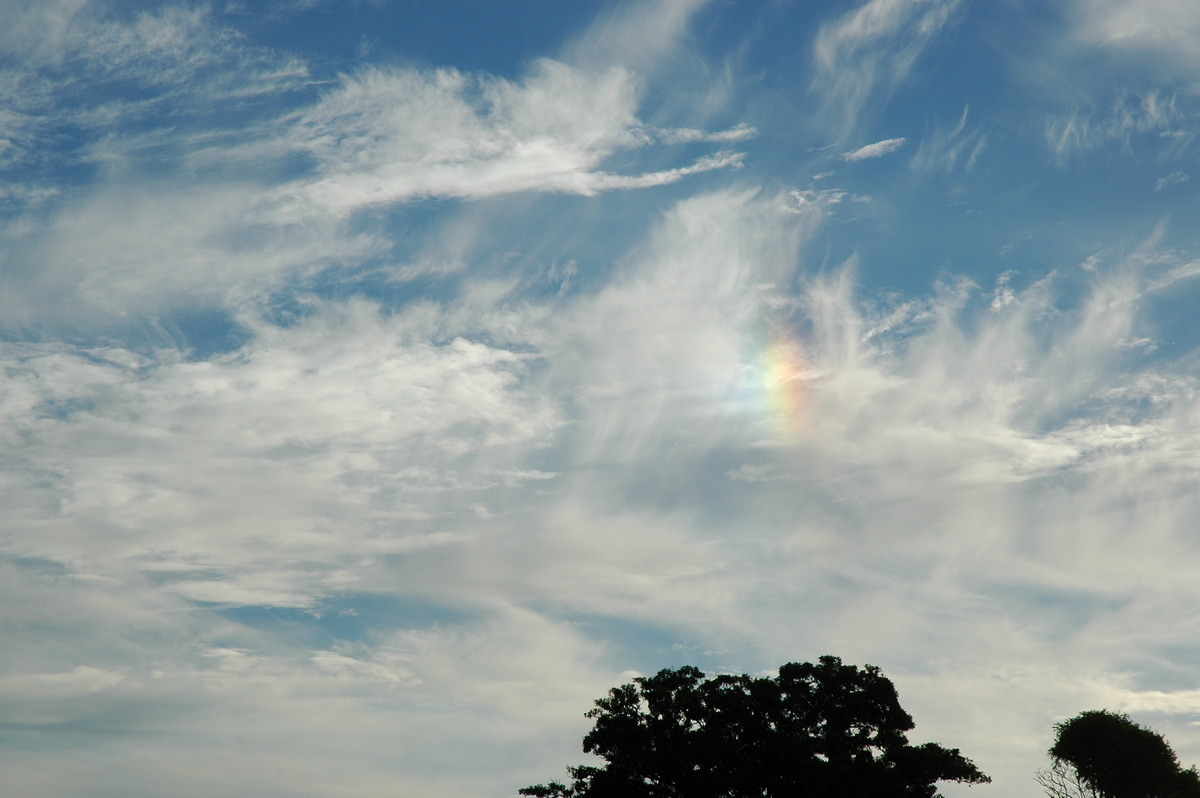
[1035,759,1099,798]
[1041,709,1200,798]
[520,655,989,798]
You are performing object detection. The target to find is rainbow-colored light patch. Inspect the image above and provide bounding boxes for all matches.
[762,335,811,434]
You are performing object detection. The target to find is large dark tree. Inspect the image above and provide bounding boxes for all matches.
[520,655,990,798]
[1042,710,1200,798]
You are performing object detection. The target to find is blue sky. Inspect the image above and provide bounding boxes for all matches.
[3,0,1200,795]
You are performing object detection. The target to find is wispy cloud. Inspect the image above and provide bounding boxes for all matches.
[266,60,747,218]
[0,11,750,336]
[811,0,964,134]
[566,0,711,73]
[911,105,986,172]
[0,3,309,189]
[654,123,759,144]
[1046,91,1185,162]
[0,180,378,338]
[1069,0,1200,63]
[786,186,849,213]
[1155,170,1189,190]
[842,136,907,161]
[7,3,308,104]
[1029,1,1200,165]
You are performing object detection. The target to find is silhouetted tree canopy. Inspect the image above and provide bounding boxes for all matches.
[1044,709,1200,798]
[520,655,990,798]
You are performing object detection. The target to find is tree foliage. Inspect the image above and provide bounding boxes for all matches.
[520,655,990,798]
[1045,709,1200,798]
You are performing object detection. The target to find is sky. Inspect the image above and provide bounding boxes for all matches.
[2,0,1200,795]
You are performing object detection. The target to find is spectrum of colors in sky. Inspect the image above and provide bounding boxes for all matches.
[3,1,1200,796]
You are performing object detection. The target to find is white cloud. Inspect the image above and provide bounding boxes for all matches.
[786,187,849,212]
[1156,170,1189,190]
[0,180,380,335]
[0,0,749,335]
[0,3,308,139]
[811,0,964,134]
[655,123,759,144]
[1030,2,1200,164]
[1070,0,1200,62]
[0,0,91,63]
[0,297,561,612]
[268,60,746,218]
[0,0,317,254]
[0,665,125,700]
[542,189,807,469]
[842,136,907,161]
[0,601,616,797]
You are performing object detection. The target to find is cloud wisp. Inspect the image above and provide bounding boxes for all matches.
[842,136,907,161]
[811,0,964,134]
[1045,91,1186,162]
[911,105,986,172]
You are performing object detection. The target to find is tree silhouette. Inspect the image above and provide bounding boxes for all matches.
[520,655,990,798]
[1036,759,1100,798]
[1042,710,1200,798]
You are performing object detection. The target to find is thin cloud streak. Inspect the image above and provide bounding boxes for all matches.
[842,136,907,160]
